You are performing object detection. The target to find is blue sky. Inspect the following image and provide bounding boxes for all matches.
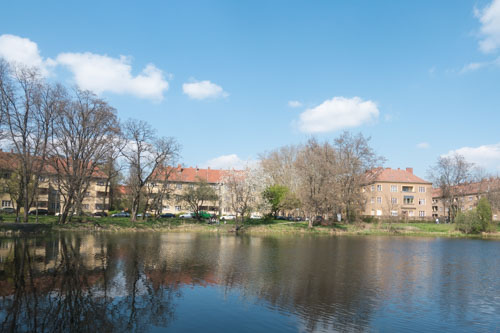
[1,0,500,178]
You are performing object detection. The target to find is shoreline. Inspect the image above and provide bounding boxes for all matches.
[1,218,499,239]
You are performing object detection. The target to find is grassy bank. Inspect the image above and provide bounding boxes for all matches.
[1,214,500,238]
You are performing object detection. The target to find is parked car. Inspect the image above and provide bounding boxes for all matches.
[250,214,262,220]
[179,213,193,219]
[195,211,212,219]
[160,213,176,218]
[93,211,108,217]
[221,214,236,221]
[28,209,49,215]
[111,212,130,217]
[0,207,15,214]
[137,213,152,218]
[276,216,287,220]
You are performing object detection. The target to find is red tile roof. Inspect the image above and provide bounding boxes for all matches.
[364,167,431,184]
[153,165,227,183]
[0,151,106,178]
[432,178,500,198]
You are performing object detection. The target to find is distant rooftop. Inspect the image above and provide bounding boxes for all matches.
[364,167,431,185]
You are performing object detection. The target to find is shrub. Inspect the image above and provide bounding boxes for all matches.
[477,197,494,232]
[455,210,482,234]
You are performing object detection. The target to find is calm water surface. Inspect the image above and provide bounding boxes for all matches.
[0,232,499,332]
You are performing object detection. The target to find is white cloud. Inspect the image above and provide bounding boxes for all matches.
[204,154,255,170]
[0,34,55,76]
[446,143,500,172]
[182,80,228,100]
[476,0,500,53]
[288,100,302,108]
[56,52,168,101]
[416,142,430,149]
[460,56,500,73]
[297,96,379,133]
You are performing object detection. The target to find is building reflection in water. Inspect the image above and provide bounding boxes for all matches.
[0,233,499,332]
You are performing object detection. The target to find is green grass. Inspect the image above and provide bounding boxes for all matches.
[1,214,499,238]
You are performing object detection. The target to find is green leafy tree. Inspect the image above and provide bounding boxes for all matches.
[456,198,493,234]
[262,185,289,218]
[477,197,493,232]
[455,210,482,234]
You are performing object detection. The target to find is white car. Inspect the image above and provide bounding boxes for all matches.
[221,214,236,220]
[179,213,193,218]
[250,214,262,219]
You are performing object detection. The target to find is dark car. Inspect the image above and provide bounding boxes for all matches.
[0,207,15,214]
[93,211,108,217]
[28,209,49,215]
[160,213,176,218]
[276,216,287,220]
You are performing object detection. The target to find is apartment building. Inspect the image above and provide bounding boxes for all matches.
[0,151,109,214]
[362,167,433,219]
[432,178,500,221]
[143,165,225,215]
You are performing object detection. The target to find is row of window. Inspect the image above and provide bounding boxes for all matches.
[371,210,426,217]
[370,185,426,193]
[370,197,427,205]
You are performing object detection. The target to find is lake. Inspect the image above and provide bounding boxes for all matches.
[0,232,499,332]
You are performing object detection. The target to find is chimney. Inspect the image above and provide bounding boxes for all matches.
[406,167,413,174]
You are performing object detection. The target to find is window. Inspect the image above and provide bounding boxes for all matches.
[38,176,46,182]
[1,200,12,207]
[82,204,89,210]
[371,185,375,192]
[469,196,473,201]
[176,184,182,189]
[175,206,181,211]
[189,184,195,189]
[418,186,426,193]
[409,210,414,217]
[377,197,382,204]
[376,210,382,216]
[391,197,398,204]
[419,211,425,217]
[371,210,375,216]
[403,196,414,204]
[418,199,426,205]
[377,185,382,191]
[163,205,170,210]
[402,186,413,192]
[95,204,108,210]
[391,185,397,192]
[371,197,375,204]
[391,210,398,217]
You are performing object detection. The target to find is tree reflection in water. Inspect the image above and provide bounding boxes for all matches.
[0,233,178,332]
[1,233,499,332]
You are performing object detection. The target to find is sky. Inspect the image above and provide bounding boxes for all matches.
[1,0,500,178]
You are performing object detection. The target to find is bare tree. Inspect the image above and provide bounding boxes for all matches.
[428,153,474,222]
[0,61,59,222]
[49,89,120,224]
[179,178,218,220]
[294,138,337,227]
[122,120,179,222]
[259,145,300,192]
[222,167,263,226]
[334,132,383,223]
